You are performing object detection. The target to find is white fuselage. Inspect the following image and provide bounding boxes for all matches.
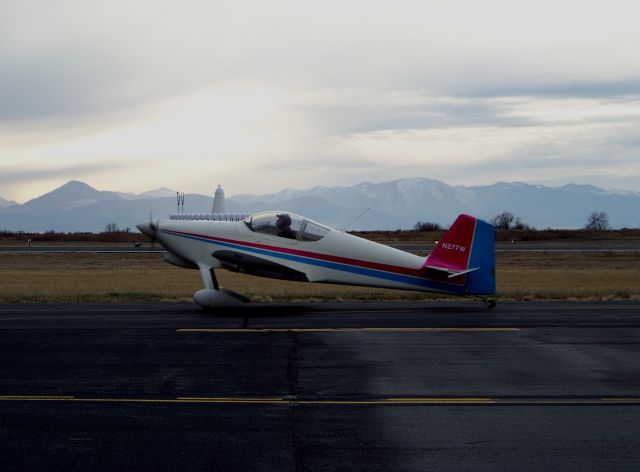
[154,218,456,293]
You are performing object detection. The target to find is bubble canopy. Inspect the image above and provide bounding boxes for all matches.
[243,212,331,241]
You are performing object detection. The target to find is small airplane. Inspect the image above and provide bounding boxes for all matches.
[137,211,496,309]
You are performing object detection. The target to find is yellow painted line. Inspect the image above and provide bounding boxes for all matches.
[42,397,286,405]
[497,398,599,405]
[177,396,286,404]
[0,395,75,401]
[176,327,520,333]
[296,400,401,405]
[295,398,497,405]
[601,398,640,403]
[0,396,288,405]
[176,397,497,405]
[0,396,273,405]
[2,396,637,406]
[365,328,518,332]
[387,397,494,404]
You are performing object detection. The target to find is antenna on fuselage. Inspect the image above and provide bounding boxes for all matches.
[344,207,370,232]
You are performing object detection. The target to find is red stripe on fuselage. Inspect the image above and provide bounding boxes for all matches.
[163,229,424,278]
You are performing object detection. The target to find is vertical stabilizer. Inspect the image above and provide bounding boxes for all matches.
[422,214,495,295]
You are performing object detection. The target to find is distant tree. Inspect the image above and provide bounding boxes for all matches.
[414,221,442,231]
[490,212,533,231]
[585,211,610,231]
[491,212,515,230]
[512,217,535,231]
[104,222,119,232]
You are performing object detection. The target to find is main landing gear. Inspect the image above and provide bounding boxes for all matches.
[194,265,250,308]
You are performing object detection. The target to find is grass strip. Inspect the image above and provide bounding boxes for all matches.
[1,251,638,303]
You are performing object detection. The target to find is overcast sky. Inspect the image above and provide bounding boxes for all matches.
[1,0,639,202]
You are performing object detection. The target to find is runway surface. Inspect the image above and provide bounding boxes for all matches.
[1,301,640,471]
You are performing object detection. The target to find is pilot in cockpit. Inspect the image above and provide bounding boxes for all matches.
[276,213,295,239]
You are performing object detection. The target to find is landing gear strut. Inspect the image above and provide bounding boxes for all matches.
[194,264,250,308]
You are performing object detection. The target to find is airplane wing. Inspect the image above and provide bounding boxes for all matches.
[212,249,309,282]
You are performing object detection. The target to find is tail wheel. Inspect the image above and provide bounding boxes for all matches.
[485,299,497,309]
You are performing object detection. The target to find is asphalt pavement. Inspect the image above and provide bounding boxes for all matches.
[1,301,640,471]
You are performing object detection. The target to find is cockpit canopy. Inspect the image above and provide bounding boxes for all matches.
[243,212,331,241]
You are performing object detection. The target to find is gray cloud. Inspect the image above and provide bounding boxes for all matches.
[297,98,538,136]
[0,161,137,185]
[2,0,640,198]
[0,5,226,125]
[254,154,382,172]
[422,129,640,191]
[458,79,640,99]
[2,0,638,128]
[0,41,127,121]
[0,43,219,124]
[291,90,640,142]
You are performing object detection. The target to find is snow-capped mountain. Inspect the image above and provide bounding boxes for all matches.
[235,178,640,230]
[0,196,17,208]
[0,178,638,232]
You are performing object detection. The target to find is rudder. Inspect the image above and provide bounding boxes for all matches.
[465,217,496,295]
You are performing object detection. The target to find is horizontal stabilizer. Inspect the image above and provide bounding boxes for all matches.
[424,265,480,279]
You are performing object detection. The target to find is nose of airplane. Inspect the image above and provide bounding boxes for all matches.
[136,221,157,238]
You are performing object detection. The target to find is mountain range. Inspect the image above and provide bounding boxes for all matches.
[0,179,638,232]
[0,196,17,208]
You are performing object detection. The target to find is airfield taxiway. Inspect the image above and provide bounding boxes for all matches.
[1,301,640,471]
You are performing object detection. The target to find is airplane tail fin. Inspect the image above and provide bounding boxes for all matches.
[422,214,495,295]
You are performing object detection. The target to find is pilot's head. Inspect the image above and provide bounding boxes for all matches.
[276,213,291,228]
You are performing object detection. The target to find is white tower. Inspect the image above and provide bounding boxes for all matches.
[212,185,228,214]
